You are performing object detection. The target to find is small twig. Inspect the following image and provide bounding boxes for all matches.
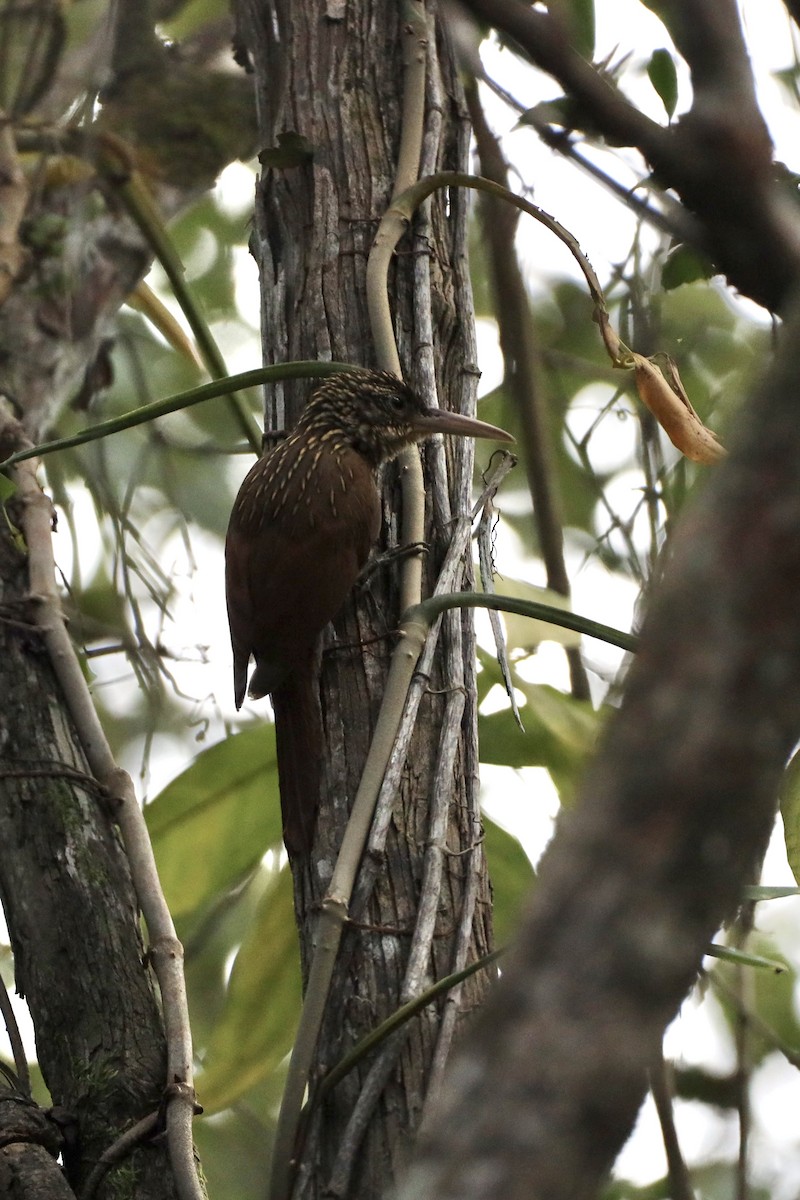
[730,903,757,1200]
[649,1048,696,1200]
[0,761,106,798]
[423,828,487,1109]
[328,679,465,1193]
[355,461,516,916]
[0,983,31,1100]
[477,73,698,246]
[477,494,523,730]
[467,82,590,701]
[78,1110,161,1200]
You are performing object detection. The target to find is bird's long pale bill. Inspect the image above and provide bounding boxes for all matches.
[413,408,514,443]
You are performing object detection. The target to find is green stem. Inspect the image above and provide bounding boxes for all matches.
[307,948,503,1113]
[408,592,638,654]
[389,171,633,367]
[0,362,359,471]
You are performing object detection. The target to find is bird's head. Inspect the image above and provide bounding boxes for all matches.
[297,370,513,465]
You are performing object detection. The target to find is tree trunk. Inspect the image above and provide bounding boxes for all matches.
[234,0,495,1193]
[0,323,180,1200]
[0,510,174,1195]
[0,82,181,1200]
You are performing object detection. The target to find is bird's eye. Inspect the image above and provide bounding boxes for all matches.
[389,395,406,414]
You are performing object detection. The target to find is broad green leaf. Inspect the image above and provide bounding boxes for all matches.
[647,48,678,119]
[480,681,598,799]
[0,474,17,501]
[147,726,282,919]
[662,243,715,290]
[197,868,300,1113]
[483,815,535,942]
[559,0,595,59]
[712,935,800,1063]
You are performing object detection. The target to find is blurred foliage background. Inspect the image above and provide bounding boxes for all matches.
[4,0,800,1196]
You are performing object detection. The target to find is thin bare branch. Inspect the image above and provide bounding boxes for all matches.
[454,0,800,312]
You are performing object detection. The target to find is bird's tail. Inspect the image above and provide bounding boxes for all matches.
[270,671,323,857]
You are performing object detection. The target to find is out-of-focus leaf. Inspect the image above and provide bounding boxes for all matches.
[147,726,282,919]
[482,814,535,943]
[194,1105,273,1200]
[184,866,281,1055]
[662,243,715,290]
[197,867,300,1113]
[558,0,595,59]
[480,679,599,799]
[0,475,17,501]
[712,936,799,1064]
[518,97,576,131]
[646,48,678,119]
[127,281,204,369]
[743,885,800,901]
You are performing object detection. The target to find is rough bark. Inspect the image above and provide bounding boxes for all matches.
[234,0,494,1194]
[0,446,177,1197]
[0,155,185,1191]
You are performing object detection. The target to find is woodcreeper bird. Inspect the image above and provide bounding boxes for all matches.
[225,369,512,854]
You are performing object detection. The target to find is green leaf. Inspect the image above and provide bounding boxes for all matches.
[559,0,595,59]
[518,97,577,131]
[0,474,17,501]
[742,885,800,901]
[482,815,535,942]
[479,680,599,799]
[712,935,800,1063]
[706,944,787,973]
[662,243,716,290]
[647,48,678,119]
[146,726,283,920]
[197,868,301,1113]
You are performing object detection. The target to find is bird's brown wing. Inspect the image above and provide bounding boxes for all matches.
[225,443,381,704]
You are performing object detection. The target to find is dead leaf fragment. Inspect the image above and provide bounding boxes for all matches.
[632,353,726,464]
